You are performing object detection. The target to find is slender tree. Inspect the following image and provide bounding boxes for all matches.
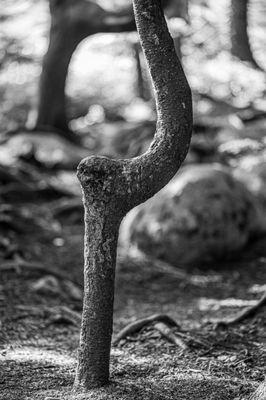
[35,0,136,137]
[73,0,192,391]
[230,0,260,68]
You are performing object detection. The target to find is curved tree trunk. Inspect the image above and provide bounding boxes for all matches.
[230,0,260,68]
[73,0,192,392]
[35,0,136,137]
[133,0,188,101]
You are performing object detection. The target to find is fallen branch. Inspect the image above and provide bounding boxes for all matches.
[0,259,82,288]
[113,314,180,345]
[15,305,81,326]
[0,183,74,203]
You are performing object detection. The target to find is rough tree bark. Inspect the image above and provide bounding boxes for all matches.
[230,0,260,68]
[133,0,188,101]
[36,0,136,136]
[73,0,192,391]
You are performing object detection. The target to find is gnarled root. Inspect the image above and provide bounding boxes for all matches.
[113,313,187,349]
[0,258,81,288]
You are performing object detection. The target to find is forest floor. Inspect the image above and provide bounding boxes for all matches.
[0,195,265,400]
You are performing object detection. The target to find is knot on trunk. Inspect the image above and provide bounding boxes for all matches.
[77,156,135,213]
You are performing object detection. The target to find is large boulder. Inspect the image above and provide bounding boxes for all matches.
[121,164,266,266]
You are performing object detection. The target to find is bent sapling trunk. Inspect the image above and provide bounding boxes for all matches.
[74,0,192,391]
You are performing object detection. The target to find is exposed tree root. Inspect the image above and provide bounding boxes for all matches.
[122,248,188,280]
[0,183,74,203]
[15,304,82,326]
[113,313,188,349]
[0,258,82,288]
[215,292,266,328]
[154,322,188,349]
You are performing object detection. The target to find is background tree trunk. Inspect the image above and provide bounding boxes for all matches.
[35,0,188,138]
[35,0,136,136]
[36,30,79,134]
[230,0,259,68]
[73,0,192,392]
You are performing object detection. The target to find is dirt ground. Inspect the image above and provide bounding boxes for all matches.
[0,199,265,400]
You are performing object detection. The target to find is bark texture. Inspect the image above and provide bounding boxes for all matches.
[36,0,136,134]
[74,0,192,391]
[230,0,259,67]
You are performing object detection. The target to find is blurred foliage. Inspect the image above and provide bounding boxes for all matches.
[0,0,265,133]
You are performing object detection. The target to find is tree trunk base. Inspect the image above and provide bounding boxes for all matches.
[72,377,110,393]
